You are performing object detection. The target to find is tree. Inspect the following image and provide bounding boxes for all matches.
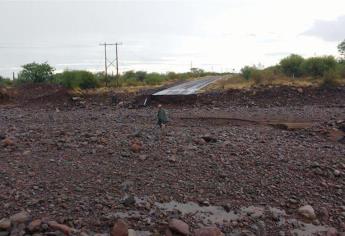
[279,54,304,77]
[240,66,257,80]
[18,62,54,83]
[338,39,345,58]
[190,68,205,77]
[54,70,99,89]
[135,71,147,82]
[301,56,337,77]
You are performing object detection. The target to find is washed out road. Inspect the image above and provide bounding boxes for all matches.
[153,76,222,95]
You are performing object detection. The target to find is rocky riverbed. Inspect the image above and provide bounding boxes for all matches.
[0,86,345,236]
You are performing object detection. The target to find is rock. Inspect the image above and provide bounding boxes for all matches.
[222,204,231,213]
[0,232,9,236]
[28,219,42,232]
[201,136,217,143]
[0,218,11,230]
[10,212,30,224]
[256,221,266,236]
[340,222,345,230]
[199,200,210,207]
[130,140,143,153]
[128,229,136,236]
[334,170,341,177]
[10,223,25,236]
[297,88,303,93]
[165,229,173,236]
[289,198,298,204]
[297,205,316,220]
[168,219,190,236]
[194,227,223,236]
[195,138,207,145]
[111,219,128,236]
[320,207,329,222]
[48,221,73,235]
[121,180,134,192]
[71,97,82,101]
[139,155,147,161]
[23,150,31,156]
[326,228,338,236]
[121,195,136,207]
[167,155,177,163]
[2,138,14,147]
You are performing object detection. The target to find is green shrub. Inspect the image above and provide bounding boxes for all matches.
[17,62,54,83]
[301,56,337,77]
[167,72,179,81]
[54,70,99,89]
[121,77,144,87]
[191,68,206,77]
[251,69,264,84]
[121,71,136,81]
[280,54,304,77]
[336,61,345,79]
[321,69,341,87]
[170,72,190,81]
[144,73,165,85]
[0,76,12,86]
[241,66,257,80]
[135,71,147,82]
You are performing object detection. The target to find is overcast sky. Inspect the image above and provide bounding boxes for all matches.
[0,0,344,77]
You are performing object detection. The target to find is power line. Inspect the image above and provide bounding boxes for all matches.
[0,44,96,49]
[99,42,122,86]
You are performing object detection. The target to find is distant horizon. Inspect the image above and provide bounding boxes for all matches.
[1,0,344,78]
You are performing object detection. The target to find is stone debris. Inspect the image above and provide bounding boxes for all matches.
[297,205,316,220]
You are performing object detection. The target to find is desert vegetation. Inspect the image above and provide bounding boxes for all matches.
[1,40,345,92]
[1,63,223,90]
[238,40,345,88]
[240,55,345,87]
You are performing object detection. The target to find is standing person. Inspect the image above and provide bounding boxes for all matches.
[157,104,168,129]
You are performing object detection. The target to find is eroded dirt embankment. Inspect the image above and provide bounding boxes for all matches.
[2,84,345,108]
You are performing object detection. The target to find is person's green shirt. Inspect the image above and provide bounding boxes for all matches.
[157,108,168,125]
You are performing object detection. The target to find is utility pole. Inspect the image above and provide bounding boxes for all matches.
[116,43,120,78]
[99,42,122,86]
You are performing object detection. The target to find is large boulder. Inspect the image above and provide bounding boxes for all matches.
[28,219,42,232]
[168,219,190,236]
[48,221,73,235]
[10,212,30,224]
[111,219,128,236]
[298,205,316,220]
[0,218,11,230]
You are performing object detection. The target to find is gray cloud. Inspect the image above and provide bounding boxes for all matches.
[303,15,345,42]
